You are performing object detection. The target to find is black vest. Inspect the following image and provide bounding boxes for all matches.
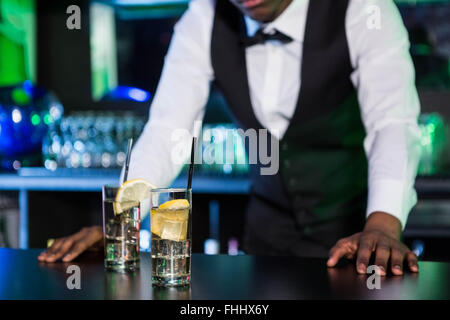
[211,0,368,229]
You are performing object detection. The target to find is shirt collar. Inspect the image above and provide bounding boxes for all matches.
[244,0,309,42]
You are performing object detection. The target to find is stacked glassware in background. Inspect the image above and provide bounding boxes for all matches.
[42,111,145,170]
[43,115,250,176]
[43,111,450,177]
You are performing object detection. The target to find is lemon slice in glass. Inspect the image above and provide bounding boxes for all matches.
[151,199,190,241]
[159,199,190,210]
[114,179,156,214]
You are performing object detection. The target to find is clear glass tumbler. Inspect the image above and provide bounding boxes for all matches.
[150,188,192,286]
[102,185,140,272]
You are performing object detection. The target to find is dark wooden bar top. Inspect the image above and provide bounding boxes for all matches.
[0,248,449,300]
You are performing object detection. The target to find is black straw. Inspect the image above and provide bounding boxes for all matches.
[187,137,196,190]
[122,138,133,184]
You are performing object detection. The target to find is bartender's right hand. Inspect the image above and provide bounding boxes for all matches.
[37,226,103,262]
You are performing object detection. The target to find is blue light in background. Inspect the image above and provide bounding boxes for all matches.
[411,240,425,259]
[140,229,150,252]
[204,239,219,255]
[112,86,151,102]
[128,88,150,102]
[22,80,34,95]
[223,164,232,174]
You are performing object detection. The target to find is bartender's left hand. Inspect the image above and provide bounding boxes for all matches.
[326,211,419,276]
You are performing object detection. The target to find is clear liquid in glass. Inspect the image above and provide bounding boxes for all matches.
[103,200,140,272]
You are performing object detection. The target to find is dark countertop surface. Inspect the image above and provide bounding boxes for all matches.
[1,248,449,300]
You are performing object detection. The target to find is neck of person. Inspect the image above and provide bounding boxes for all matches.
[263,0,293,23]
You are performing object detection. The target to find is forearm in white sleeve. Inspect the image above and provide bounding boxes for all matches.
[126,0,215,188]
[347,0,422,228]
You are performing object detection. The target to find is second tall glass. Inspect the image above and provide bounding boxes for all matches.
[150,188,192,286]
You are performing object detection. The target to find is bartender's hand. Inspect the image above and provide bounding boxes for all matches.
[37,226,103,262]
[326,212,419,276]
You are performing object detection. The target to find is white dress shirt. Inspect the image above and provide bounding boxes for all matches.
[128,0,422,228]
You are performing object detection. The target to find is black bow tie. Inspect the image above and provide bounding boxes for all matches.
[242,28,293,47]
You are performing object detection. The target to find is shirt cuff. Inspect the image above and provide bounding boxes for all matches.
[366,179,417,230]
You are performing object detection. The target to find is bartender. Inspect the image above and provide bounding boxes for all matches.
[39,0,421,276]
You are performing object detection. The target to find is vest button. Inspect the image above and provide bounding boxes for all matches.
[289,178,297,187]
[282,143,288,151]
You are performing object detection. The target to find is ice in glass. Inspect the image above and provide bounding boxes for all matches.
[151,188,192,286]
[102,179,153,272]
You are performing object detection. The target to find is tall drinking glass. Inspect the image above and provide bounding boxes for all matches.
[151,188,192,286]
[102,185,140,272]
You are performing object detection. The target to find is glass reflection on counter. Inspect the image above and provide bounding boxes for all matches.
[152,285,191,300]
[105,271,140,300]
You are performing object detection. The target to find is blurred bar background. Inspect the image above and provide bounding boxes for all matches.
[0,0,449,260]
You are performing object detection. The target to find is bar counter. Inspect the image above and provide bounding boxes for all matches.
[1,167,450,249]
[1,248,449,300]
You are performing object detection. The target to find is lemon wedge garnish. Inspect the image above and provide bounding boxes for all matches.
[114,179,156,214]
[159,199,190,210]
[151,199,190,241]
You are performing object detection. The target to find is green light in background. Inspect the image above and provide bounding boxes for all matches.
[420,134,432,146]
[12,88,30,105]
[418,113,447,175]
[0,0,36,86]
[412,44,432,56]
[427,123,436,134]
[90,2,118,101]
[43,113,53,125]
[30,113,40,125]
